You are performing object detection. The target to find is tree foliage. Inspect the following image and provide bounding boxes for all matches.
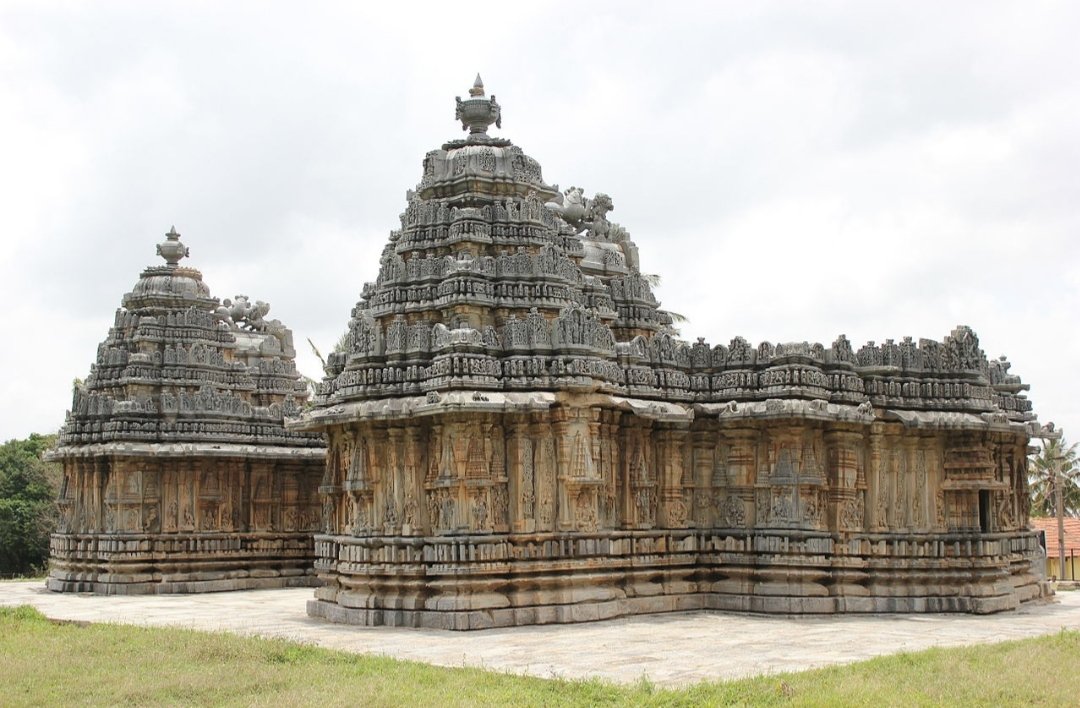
[0,433,60,575]
[1029,435,1080,518]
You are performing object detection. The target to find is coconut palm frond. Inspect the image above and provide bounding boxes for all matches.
[307,338,327,369]
[661,309,689,325]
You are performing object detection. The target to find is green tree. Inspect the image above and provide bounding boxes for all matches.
[0,433,60,575]
[1029,435,1080,517]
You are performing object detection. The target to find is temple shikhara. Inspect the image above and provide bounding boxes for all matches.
[48,229,325,594]
[291,77,1047,629]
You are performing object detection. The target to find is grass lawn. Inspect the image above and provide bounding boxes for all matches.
[2,605,1077,706]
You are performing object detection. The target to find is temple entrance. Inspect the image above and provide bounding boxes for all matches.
[979,490,991,533]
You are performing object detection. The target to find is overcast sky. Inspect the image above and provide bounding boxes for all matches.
[2,1,1078,444]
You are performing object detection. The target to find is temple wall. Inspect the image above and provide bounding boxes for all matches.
[307,402,1044,628]
[48,455,322,594]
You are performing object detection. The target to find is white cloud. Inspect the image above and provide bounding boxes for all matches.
[2,0,1078,442]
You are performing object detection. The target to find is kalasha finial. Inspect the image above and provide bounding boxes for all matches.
[469,74,485,97]
[156,225,190,266]
[455,74,502,138]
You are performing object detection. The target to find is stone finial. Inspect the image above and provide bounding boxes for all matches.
[156,225,190,266]
[469,74,485,97]
[455,74,502,137]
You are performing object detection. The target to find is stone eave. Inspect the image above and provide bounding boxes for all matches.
[289,391,558,430]
[692,398,1031,434]
[289,391,700,431]
[882,409,1030,433]
[606,396,694,423]
[46,442,326,461]
[699,399,875,424]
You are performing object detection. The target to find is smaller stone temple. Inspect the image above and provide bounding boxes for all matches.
[48,228,326,594]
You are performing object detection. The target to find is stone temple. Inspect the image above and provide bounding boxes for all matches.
[48,228,326,594]
[293,77,1047,629]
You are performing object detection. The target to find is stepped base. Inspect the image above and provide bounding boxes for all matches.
[48,531,318,595]
[307,529,1051,629]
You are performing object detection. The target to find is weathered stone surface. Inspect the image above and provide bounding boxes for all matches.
[48,228,326,594]
[293,78,1046,628]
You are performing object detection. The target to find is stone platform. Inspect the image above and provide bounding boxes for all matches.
[2,580,1077,686]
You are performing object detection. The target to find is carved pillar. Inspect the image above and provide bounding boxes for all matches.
[553,407,602,532]
[489,419,509,532]
[402,427,423,534]
[318,433,341,535]
[912,438,929,531]
[722,426,756,529]
[181,457,197,532]
[596,411,616,528]
[868,424,887,531]
[384,427,404,533]
[691,427,714,527]
[658,427,690,528]
[508,418,534,533]
[896,436,916,531]
[533,417,557,532]
[626,419,655,529]
[825,427,863,533]
[92,456,107,532]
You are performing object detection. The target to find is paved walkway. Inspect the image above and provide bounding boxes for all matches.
[3,581,1080,686]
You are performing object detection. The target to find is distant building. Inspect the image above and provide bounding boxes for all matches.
[1030,517,1080,581]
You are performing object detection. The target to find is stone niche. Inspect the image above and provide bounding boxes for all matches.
[48,228,326,594]
[292,77,1047,629]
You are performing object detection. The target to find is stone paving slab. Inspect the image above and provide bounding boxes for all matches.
[3,581,1079,687]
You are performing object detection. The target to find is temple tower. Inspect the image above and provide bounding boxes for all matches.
[49,228,326,594]
[293,79,1046,628]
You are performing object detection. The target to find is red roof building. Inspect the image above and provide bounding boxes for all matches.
[1030,517,1080,581]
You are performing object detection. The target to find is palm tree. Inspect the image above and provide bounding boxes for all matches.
[1029,435,1080,517]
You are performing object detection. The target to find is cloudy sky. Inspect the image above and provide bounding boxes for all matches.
[2,1,1078,443]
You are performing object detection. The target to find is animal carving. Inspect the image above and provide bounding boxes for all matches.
[544,186,588,230]
[218,295,272,332]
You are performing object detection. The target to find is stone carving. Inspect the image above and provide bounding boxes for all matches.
[718,495,747,528]
[521,438,536,518]
[576,491,598,532]
[295,79,1047,630]
[471,490,489,530]
[545,186,589,229]
[666,497,687,527]
[840,495,865,530]
[455,74,501,135]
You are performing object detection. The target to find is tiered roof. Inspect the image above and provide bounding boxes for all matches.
[307,77,1034,431]
[57,227,323,455]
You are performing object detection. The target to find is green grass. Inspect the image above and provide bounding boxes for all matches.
[2,605,1078,706]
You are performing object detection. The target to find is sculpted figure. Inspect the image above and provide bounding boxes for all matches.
[221,295,272,332]
[544,186,588,231]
